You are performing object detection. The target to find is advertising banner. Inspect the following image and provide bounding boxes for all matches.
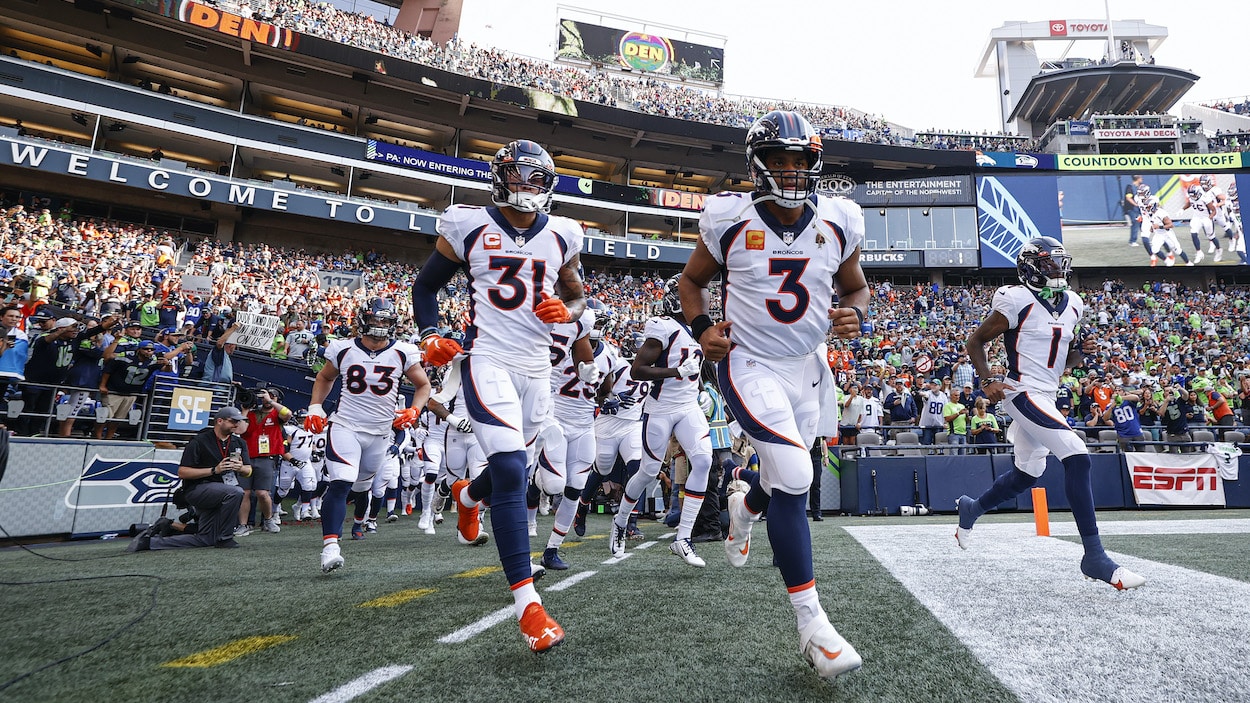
[1069,121,1092,136]
[1057,154,1245,171]
[151,0,300,49]
[859,250,922,267]
[556,18,723,83]
[1126,452,1226,506]
[2,137,439,233]
[816,175,975,206]
[1093,128,1180,140]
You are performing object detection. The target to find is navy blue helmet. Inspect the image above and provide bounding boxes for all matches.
[490,140,558,213]
[1017,236,1071,293]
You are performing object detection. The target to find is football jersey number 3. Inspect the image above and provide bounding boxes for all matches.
[767,258,810,324]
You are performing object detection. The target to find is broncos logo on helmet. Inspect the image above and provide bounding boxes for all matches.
[490,140,558,213]
[358,297,398,339]
[746,110,823,208]
[1200,175,1215,190]
[1188,184,1204,201]
[1017,236,1072,294]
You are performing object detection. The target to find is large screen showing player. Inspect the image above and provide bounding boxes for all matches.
[977,173,1248,268]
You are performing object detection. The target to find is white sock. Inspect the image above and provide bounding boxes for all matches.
[614,495,639,529]
[676,495,705,541]
[421,481,435,511]
[789,582,823,631]
[548,494,578,549]
[511,581,540,619]
[458,483,479,510]
[527,506,538,526]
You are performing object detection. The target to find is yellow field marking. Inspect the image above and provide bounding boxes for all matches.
[453,565,503,578]
[358,588,437,608]
[582,534,605,541]
[162,635,297,668]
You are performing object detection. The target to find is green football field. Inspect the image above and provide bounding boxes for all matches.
[2,507,1248,703]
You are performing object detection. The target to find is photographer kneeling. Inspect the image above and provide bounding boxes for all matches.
[128,407,251,551]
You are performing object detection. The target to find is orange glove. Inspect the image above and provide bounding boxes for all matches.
[535,292,571,324]
[304,403,328,433]
[393,407,419,430]
[421,335,463,367]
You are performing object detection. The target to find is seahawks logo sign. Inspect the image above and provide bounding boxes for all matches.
[63,455,180,509]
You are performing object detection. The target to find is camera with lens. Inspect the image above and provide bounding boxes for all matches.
[899,504,930,516]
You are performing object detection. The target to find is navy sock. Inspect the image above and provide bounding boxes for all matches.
[526,482,541,510]
[468,469,493,503]
[766,490,813,589]
[486,450,532,586]
[971,468,1038,524]
[368,495,382,519]
[735,468,770,514]
[1063,454,1102,545]
[320,480,352,538]
[350,491,369,520]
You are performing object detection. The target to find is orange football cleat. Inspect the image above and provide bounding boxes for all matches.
[453,478,487,546]
[519,602,565,653]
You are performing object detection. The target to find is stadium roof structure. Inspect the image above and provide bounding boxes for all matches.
[976,19,1198,136]
[1007,62,1199,129]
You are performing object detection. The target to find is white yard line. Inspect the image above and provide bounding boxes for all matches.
[601,553,633,565]
[308,665,413,703]
[845,521,1250,703]
[436,606,512,644]
[544,570,597,591]
[633,540,658,550]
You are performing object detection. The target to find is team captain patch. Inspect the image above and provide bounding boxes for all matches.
[745,230,765,250]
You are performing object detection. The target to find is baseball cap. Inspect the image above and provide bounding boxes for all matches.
[137,340,155,350]
[963,382,973,388]
[214,406,245,421]
[160,326,182,335]
[54,317,77,329]
[124,320,142,328]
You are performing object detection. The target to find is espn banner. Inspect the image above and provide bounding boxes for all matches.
[1126,452,1225,506]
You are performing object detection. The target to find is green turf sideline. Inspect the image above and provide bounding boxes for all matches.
[847,522,1250,703]
[0,511,1035,701]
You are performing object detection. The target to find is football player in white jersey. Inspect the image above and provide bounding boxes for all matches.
[411,139,584,653]
[680,110,866,680]
[537,306,605,569]
[1201,174,1244,259]
[958,237,1144,591]
[572,312,648,537]
[1183,183,1219,263]
[428,356,486,541]
[304,297,430,574]
[606,274,714,567]
[279,410,324,521]
[1142,197,1190,267]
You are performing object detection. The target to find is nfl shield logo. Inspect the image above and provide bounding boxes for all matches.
[782,232,795,245]
[516,236,525,246]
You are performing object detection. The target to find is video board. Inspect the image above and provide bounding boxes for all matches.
[976,173,1249,268]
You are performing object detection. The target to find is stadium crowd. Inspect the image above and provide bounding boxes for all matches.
[1205,99,1250,116]
[3,189,1250,450]
[214,0,903,144]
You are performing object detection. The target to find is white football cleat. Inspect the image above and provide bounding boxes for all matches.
[1192,249,1203,264]
[528,520,538,538]
[418,510,435,535]
[1208,241,1218,253]
[724,491,756,567]
[1109,567,1146,590]
[530,561,546,582]
[670,538,706,567]
[799,615,862,681]
[609,522,627,557]
[954,495,977,550]
[321,542,344,573]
